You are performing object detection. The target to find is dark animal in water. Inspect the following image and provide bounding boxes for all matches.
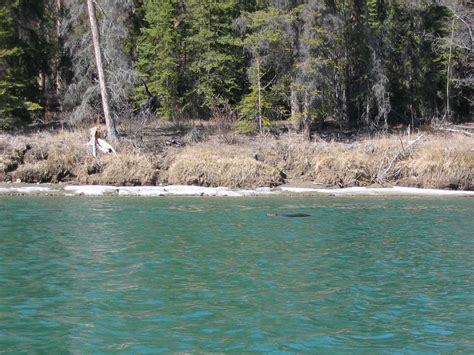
[139,78,160,115]
[266,213,311,218]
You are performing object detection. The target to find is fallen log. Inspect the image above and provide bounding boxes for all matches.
[437,127,474,137]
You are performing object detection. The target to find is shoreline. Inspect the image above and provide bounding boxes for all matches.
[1,183,473,197]
[2,129,473,191]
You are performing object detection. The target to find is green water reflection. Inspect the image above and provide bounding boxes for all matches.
[0,196,473,352]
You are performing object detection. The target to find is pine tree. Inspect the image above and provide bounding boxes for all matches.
[185,0,243,116]
[0,4,25,127]
[345,0,371,127]
[291,1,344,137]
[382,1,442,124]
[136,0,185,120]
[0,0,46,128]
[239,7,293,133]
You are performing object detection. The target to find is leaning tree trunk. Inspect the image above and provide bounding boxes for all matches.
[86,0,116,140]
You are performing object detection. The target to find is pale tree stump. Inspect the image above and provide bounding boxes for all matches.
[90,126,117,157]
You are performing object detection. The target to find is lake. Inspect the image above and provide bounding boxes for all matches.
[0,195,473,352]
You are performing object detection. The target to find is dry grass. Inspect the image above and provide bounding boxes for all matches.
[307,138,406,187]
[247,135,402,186]
[227,133,473,189]
[253,135,317,178]
[0,135,33,180]
[2,130,160,185]
[12,131,88,183]
[1,128,472,190]
[77,154,159,186]
[167,144,284,188]
[401,136,473,189]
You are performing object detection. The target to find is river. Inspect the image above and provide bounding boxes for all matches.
[0,196,472,352]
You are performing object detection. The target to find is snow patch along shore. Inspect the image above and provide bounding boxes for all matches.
[281,186,474,196]
[63,185,273,197]
[0,186,58,194]
[0,184,473,197]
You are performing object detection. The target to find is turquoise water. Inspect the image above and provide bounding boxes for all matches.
[0,196,473,353]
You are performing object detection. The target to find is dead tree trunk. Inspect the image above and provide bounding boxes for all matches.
[445,16,455,122]
[256,57,263,135]
[303,92,311,141]
[86,0,117,141]
[290,87,300,119]
[55,0,61,97]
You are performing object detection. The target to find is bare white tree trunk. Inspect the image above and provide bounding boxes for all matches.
[55,0,62,96]
[87,0,116,140]
[445,16,455,121]
[256,57,263,135]
[290,86,300,119]
[303,91,311,141]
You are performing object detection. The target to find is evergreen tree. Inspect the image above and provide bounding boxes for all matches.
[238,7,293,133]
[438,0,472,120]
[291,1,344,137]
[0,3,26,127]
[0,0,46,128]
[344,0,371,127]
[185,0,243,116]
[137,0,185,120]
[1,0,469,129]
[383,1,444,124]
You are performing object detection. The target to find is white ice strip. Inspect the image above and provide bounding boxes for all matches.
[64,185,273,197]
[63,185,119,196]
[280,187,322,193]
[0,186,58,194]
[2,184,472,197]
[118,185,272,197]
[281,186,474,196]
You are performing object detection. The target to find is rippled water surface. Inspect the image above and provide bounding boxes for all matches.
[0,196,473,352]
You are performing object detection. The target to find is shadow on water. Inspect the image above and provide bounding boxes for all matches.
[0,196,473,352]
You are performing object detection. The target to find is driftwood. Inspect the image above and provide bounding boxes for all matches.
[90,126,117,157]
[375,135,425,184]
[436,127,474,137]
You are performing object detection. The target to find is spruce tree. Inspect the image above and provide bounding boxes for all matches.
[185,0,243,116]
[0,0,46,128]
[292,1,344,136]
[0,4,25,127]
[239,7,292,133]
[137,0,185,120]
[345,0,371,127]
[382,1,443,124]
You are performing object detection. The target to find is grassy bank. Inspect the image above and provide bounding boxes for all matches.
[1,123,473,190]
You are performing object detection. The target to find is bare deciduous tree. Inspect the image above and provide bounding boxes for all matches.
[61,0,136,130]
[439,0,473,121]
[86,0,116,140]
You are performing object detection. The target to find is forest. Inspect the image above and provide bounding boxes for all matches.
[0,0,472,133]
